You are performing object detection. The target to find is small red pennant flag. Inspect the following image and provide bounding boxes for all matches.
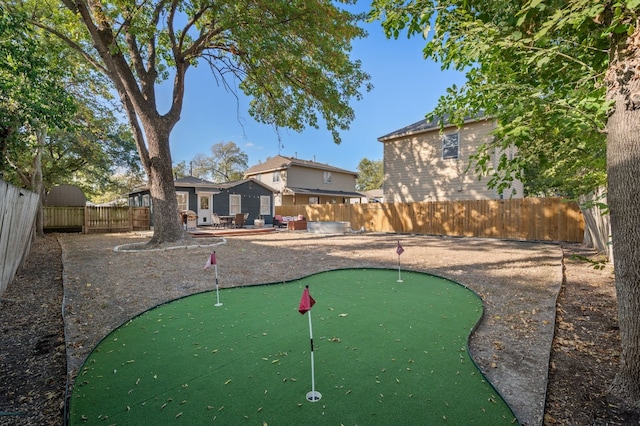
[396,241,405,256]
[298,286,316,315]
[204,252,217,270]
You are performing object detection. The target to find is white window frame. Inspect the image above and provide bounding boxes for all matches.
[442,133,459,160]
[259,195,271,216]
[309,196,319,205]
[323,171,332,184]
[229,194,241,215]
[272,171,280,183]
[176,192,188,212]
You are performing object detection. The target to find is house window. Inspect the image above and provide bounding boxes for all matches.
[229,194,241,215]
[260,195,271,216]
[200,195,209,210]
[309,197,319,205]
[442,133,459,159]
[323,171,332,184]
[272,171,280,183]
[142,194,150,207]
[176,192,188,212]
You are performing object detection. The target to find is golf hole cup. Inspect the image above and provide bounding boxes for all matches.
[306,390,322,402]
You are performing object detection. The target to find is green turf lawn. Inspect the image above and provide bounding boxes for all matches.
[68,269,517,425]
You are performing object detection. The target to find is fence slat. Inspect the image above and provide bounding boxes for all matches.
[1,181,40,294]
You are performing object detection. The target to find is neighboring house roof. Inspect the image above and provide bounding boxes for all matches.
[284,186,363,198]
[174,176,217,187]
[213,178,275,192]
[378,113,488,142]
[363,189,383,200]
[244,155,357,177]
[128,177,273,194]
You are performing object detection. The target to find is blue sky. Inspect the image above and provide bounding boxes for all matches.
[164,6,467,174]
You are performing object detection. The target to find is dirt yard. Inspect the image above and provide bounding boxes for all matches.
[1,231,638,425]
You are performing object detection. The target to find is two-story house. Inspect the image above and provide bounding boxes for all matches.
[243,155,363,206]
[378,115,523,203]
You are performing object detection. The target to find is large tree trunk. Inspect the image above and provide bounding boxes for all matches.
[143,124,186,245]
[607,25,640,407]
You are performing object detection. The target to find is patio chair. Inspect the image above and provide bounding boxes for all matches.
[211,213,223,229]
[234,213,245,228]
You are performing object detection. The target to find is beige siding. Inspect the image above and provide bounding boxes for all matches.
[286,165,356,192]
[251,171,284,193]
[382,119,523,202]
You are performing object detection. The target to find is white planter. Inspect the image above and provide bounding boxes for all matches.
[254,219,265,228]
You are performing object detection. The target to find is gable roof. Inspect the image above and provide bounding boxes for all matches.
[378,113,488,142]
[244,155,356,177]
[129,177,273,195]
[213,178,274,192]
[174,176,216,187]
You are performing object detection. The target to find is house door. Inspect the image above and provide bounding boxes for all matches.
[197,193,212,225]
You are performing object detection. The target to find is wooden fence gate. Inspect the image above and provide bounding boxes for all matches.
[43,206,150,233]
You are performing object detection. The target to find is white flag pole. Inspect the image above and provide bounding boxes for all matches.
[214,265,223,306]
[213,252,222,307]
[396,241,405,282]
[306,308,321,402]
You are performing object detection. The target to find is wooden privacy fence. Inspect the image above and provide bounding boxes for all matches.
[43,206,150,233]
[276,197,585,243]
[1,180,40,294]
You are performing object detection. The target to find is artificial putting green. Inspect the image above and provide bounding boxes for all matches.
[68,269,518,425]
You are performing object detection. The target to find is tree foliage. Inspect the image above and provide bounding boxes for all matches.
[356,157,383,191]
[0,6,75,181]
[172,160,190,179]
[192,141,248,182]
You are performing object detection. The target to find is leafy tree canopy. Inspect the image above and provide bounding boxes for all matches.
[192,141,248,182]
[356,157,383,191]
[0,6,76,179]
[1,5,140,198]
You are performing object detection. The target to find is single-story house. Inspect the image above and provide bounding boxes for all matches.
[128,176,275,226]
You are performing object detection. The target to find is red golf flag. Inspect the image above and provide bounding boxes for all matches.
[396,241,405,256]
[204,252,217,270]
[298,286,316,315]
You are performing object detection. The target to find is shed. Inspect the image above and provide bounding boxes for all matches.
[44,184,86,206]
